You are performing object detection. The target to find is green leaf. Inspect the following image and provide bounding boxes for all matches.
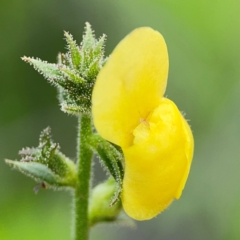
[93,34,106,56]
[60,102,85,115]
[5,160,63,187]
[89,134,124,203]
[64,31,81,70]
[82,22,95,50]
[85,58,100,80]
[59,66,86,84]
[21,57,63,83]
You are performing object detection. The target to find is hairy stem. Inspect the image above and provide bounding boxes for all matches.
[73,114,93,240]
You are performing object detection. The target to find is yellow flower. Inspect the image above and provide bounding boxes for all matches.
[92,27,194,221]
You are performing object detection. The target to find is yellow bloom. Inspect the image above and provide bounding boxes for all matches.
[92,27,194,220]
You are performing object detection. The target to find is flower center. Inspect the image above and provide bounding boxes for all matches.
[132,117,151,145]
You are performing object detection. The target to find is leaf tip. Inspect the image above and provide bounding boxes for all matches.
[5,159,14,166]
[21,56,31,62]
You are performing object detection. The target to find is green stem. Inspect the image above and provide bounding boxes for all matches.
[73,113,93,240]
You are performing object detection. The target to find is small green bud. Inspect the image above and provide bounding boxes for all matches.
[22,22,107,115]
[5,127,77,189]
[89,178,122,226]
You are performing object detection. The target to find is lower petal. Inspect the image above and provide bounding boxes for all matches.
[121,98,194,220]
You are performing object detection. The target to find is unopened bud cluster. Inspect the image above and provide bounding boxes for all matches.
[22,23,107,115]
[6,127,77,189]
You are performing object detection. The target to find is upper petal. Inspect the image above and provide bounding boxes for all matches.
[92,27,169,147]
[121,98,194,220]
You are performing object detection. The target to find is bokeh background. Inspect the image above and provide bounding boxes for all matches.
[1,0,240,239]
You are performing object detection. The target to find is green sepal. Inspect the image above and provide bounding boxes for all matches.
[64,31,81,70]
[88,178,122,227]
[5,127,77,189]
[89,134,124,204]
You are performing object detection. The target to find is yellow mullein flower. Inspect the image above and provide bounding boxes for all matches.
[92,27,194,221]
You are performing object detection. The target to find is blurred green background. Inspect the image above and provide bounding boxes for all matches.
[1,0,240,239]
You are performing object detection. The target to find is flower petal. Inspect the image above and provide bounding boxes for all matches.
[121,98,194,220]
[92,27,169,147]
